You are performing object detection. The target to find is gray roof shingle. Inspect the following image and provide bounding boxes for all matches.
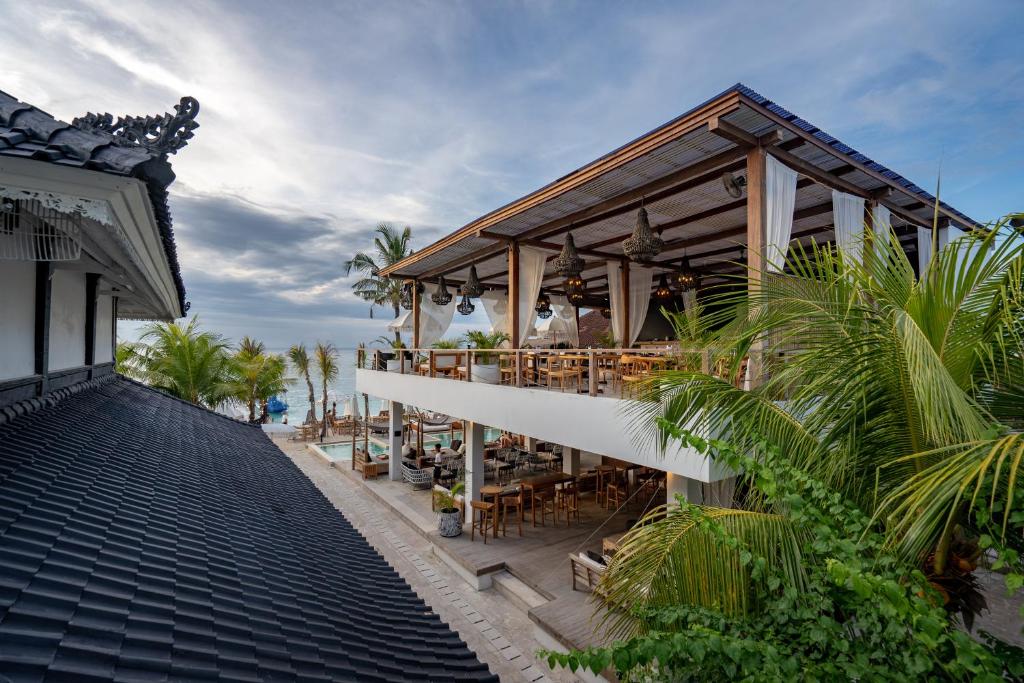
[0,376,497,682]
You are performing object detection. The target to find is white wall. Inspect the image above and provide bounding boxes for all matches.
[49,269,86,371]
[94,294,113,363]
[0,261,37,380]
[357,369,733,482]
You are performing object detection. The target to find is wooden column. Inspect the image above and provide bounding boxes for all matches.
[745,145,767,388]
[621,259,631,348]
[34,263,53,396]
[508,242,520,349]
[411,280,421,349]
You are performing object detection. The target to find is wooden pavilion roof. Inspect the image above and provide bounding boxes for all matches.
[382,84,977,299]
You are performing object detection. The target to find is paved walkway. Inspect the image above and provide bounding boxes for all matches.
[275,436,585,683]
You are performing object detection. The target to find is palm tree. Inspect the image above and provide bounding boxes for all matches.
[130,317,235,408]
[621,214,1023,597]
[343,222,414,343]
[288,344,317,424]
[314,342,339,439]
[232,337,288,422]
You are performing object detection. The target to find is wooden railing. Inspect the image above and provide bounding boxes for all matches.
[360,346,728,397]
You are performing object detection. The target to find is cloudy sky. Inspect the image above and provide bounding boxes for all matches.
[3,0,1022,349]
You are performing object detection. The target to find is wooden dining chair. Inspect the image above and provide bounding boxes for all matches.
[470,500,497,543]
[500,490,523,537]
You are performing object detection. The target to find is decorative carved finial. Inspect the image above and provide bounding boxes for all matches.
[73,96,200,155]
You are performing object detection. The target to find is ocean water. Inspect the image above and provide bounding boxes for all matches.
[267,348,385,424]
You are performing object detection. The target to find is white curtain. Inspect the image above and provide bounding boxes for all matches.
[518,246,547,344]
[832,190,866,264]
[417,286,456,349]
[872,203,891,243]
[765,154,798,272]
[606,261,625,346]
[549,295,579,347]
[628,266,654,346]
[479,291,508,335]
[917,227,933,274]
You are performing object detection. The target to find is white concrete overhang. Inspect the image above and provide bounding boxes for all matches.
[356,369,734,483]
[0,155,181,320]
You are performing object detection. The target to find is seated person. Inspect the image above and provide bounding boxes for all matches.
[432,444,444,482]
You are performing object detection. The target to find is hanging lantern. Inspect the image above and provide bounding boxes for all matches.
[654,273,672,300]
[673,258,699,291]
[600,307,611,319]
[535,289,552,319]
[622,206,663,263]
[456,293,475,315]
[567,280,586,306]
[431,276,453,305]
[564,273,584,292]
[554,232,585,278]
[401,281,424,310]
[461,265,483,298]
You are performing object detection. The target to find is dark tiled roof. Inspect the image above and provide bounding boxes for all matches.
[0,376,496,682]
[0,90,188,315]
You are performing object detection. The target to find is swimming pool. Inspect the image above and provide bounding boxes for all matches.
[423,428,502,448]
[315,440,388,463]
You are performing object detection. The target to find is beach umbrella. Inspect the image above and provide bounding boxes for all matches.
[342,394,360,418]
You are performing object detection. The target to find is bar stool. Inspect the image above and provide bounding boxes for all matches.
[470,500,496,543]
[500,490,523,537]
[595,465,615,507]
[556,484,580,526]
[532,490,556,527]
[606,483,626,511]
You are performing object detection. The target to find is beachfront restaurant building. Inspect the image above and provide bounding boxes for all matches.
[356,84,979,620]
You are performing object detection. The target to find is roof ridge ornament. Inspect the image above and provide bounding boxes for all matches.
[72,96,200,155]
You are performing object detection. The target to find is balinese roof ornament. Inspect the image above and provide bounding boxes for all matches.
[554,232,585,278]
[461,265,484,298]
[72,96,200,155]
[431,276,453,305]
[623,200,663,263]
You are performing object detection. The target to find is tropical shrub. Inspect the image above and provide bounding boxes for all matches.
[231,337,288,422]
[464,330,510,364]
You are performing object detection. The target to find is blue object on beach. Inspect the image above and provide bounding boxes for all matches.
[267,395,288,413]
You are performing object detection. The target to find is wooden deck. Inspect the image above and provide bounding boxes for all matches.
[354,471,653,651]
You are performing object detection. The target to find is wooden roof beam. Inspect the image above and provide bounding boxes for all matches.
[707,118,783,148]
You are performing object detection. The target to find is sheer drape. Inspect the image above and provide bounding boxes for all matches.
[832,190,866,263]
[765,155,798,272]
[872,203,892,243]
[606,262,653,346]
[917,227,933,275]
[606,262,624,346]
[479,291,508,335]
[549,295,579,347]
[417,285,455,349]
[517,247,547,343]
[628,266,654,346]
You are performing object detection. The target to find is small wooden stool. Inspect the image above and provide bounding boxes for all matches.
[532,491,556,527]
[500,491,523,537]
[470,500,496,543]
[556,484,580,526]
[606,483,625,511]
[595,465,615,507]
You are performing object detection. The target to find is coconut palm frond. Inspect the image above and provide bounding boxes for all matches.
[598,503,806,638]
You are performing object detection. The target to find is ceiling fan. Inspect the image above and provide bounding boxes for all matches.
[722,171,747,199]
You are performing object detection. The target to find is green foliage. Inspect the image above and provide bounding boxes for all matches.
[230,337,288,422]
[343,222,414,342]
[431,338,463,349]
[595,329,618,349]
[288,343,317,424]
[463,330,509,364]
[544,434,1021,681]
[120,317,235,408]
[434,482,464,512]
[314,342,338,437]
[627,215,1024,573]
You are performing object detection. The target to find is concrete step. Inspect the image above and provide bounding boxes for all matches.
[492,570,548,612]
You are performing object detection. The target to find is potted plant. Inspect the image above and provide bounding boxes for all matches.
[463,330,509,385]
[430,338,462,372]
[374,337,408,372]
[434,482,464,537]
